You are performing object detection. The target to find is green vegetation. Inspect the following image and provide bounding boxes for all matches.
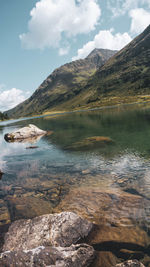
[0,111,8,121]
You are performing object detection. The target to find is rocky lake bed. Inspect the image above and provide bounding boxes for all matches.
[1,106,150,266]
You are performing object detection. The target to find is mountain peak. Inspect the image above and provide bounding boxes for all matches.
[86,48,117,59]
[87,48,101,58]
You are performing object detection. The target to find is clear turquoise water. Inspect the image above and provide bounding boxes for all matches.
[1,105,150,181]
[1,105,150,265]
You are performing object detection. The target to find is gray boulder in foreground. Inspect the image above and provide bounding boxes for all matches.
[4,124,47,142]
[0,244,95,267]
[3,212,93,251]
[115,260,145,267]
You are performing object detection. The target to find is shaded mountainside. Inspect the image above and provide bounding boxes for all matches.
[71,24,150,108]
[6,49,117,118]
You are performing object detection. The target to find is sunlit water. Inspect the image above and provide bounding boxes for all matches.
[1,104,150,265]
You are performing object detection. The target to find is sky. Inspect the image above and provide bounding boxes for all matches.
[0,0,150,111]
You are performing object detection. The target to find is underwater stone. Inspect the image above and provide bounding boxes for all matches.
[115,259,145,266]
[66,136,113,151]
[0,170,4,180]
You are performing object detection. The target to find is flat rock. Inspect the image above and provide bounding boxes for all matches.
[0,244,95,267]
[3,212,93,251]
[115,259,145,266]
[4,124,47,142]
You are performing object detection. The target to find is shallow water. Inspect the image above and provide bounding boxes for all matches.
[1,104,150,266]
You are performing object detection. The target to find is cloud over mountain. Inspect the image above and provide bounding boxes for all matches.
[129,8,150,34]
[72,29,132,60]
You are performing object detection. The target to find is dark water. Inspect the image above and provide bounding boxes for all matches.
[1,104,150,266]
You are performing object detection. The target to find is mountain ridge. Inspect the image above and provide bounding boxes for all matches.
[6,48,117,118]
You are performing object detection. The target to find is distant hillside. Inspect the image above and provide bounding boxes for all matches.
[68,24,150,108]
[6,49,117,118]
[0,112,8,121]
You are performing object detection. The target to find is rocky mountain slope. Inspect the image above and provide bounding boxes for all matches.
[6,49,117,118]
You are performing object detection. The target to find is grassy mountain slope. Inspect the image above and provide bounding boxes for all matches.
[6,49,116,118]
[68,24,150,109]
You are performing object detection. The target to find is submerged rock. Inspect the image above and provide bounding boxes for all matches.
[85,136,113,143]
[4,124,47,142]
[0,244,95,267]
[115,259,145,266]
[66,136,113,151]
[0,170,4,180]
[26,146,39,149]
[5,194,53,221]
[55,185,150,266]
[3,212,93,251]
[0,199,10,227]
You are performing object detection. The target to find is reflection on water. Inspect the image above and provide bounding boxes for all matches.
[5,134,44,144]
[1,105,150,266]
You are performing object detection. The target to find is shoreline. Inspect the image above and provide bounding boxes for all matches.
[2,98,150,126]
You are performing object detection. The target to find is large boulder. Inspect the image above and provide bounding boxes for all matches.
[3,212,93,251]
[4,124,47,142]
[0,244,95,267]
[115,260,145,266]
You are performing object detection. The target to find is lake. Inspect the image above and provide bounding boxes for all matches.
[0,104,150,266]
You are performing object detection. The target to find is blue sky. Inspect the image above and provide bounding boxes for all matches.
[0,0,150,111]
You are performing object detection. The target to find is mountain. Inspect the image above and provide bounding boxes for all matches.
[70,25,150,108]
[6,49,117,118]
[6,25,150,119]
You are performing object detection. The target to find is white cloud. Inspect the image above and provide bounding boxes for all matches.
[72,29,132,60]
[129,8,150,35]
[59,46,70,56]
[20,0,101,50]
[0,88,29,111]
[107,0,150,17]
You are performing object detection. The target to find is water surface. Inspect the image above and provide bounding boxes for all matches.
[0,105,150,266]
